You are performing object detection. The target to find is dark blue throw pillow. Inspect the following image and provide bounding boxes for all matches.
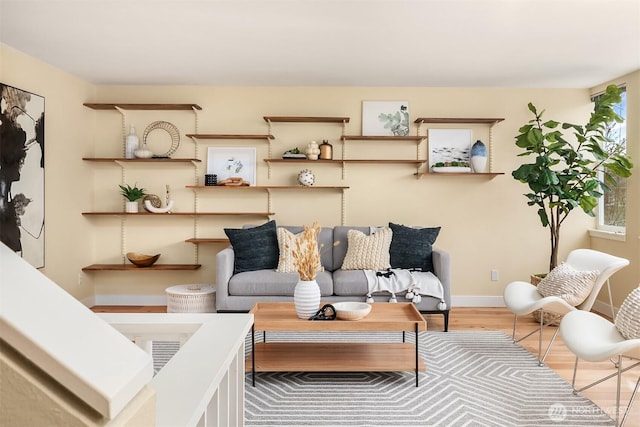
[224,220,279,274]
[388,222,441,273]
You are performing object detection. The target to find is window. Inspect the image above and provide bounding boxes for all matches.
[593,87,627,232]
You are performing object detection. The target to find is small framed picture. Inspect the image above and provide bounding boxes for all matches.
[207,147,256,185]
[428,129,472,167]
[362,101,410,136]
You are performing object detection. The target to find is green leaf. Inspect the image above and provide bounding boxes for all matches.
[537,208,549,227]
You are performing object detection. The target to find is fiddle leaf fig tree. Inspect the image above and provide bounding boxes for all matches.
[512,84,633,271]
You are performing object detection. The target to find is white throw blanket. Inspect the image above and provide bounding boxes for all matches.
[364,269,447,310]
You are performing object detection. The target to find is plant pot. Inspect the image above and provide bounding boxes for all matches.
[125,201,139,213]
[293,279,321,319]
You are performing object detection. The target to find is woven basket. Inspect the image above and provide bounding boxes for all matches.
[530,274,562,325]
[166,284,216,313]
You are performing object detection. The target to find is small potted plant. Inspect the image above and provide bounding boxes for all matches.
[118,183,146,213]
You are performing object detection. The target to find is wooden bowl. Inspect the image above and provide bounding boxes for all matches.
[126,252,160,267]
[332,302,371,321]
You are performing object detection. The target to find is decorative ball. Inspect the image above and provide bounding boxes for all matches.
[298,169,315,186]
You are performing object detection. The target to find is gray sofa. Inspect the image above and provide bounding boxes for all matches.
[216,225,451,330]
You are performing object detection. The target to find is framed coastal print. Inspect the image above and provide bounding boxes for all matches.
[427,128,472,167]
[0,83,45,268]
[362,101,410,136]
[207,147,256,185]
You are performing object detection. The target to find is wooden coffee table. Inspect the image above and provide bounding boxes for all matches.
[247,302,427,387]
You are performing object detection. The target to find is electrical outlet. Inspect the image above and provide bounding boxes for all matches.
[491,269,499,281]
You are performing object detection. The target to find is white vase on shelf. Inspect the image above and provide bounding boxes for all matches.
[470,140,487,173]
[125,125,139,159]
[293,280,321,319]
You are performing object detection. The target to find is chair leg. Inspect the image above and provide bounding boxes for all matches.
[620,375,640,427]
[616,354,622,426]
[539,327,559,366]
[571,356,579,392]
[512,314,518,342]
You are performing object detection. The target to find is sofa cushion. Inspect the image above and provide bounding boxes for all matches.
[228,269,333,297]
[341,227,392,270]
[277,226,334,271]
[332,226,371,271]
[389,223,441,273]
[332,269,369,296]
[224,220,279,274]
[536,262,598,306]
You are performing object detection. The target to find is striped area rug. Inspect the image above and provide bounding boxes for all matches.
[153,331,614,426]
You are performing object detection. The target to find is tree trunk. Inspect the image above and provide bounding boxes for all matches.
[549,222,560,271]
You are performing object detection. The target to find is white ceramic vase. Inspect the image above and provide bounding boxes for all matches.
[125,201,139,213]
[293,279,321,319]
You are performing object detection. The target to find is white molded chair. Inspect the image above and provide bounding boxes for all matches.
[560,302,640,426]
[503,249,629,366]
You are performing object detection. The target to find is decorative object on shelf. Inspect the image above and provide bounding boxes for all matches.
[291,221,323,319]
[319,139,333,160]
[470,140,487,173]
[428,128,472,169]
[332,301,372,321]
[217,177,250,186]
[282,147,306,159]
[119,183,146,213]
[298,169,315,186]
[362,101,410,136]
[207,146,256,185]
[431,161,471,173]
[143,120,180,158]
[134,141,153,158]
[144,199,174,213]
[142,194,162,212]
[305,141,320,160]
[125,125,139,159]
[205,174,218,186]
[126,252,160,267]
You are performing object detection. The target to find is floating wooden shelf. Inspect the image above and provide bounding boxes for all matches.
[82,264,202,271]
[341,135,424,142]
[82,212,274,216]
[185,134,274,140]
[82,157,200,163]
[186,185,349,190]
[263,159,424,165]
[185,238,230,244]
[83,103,202,111]
[415,172,505,178]
[263,116,350,123]
[414,117,505,125]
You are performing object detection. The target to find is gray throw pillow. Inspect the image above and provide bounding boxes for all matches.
[388,222,441,273]
[224,220,279,274]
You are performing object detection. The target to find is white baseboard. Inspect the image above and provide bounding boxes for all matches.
[452,295,506,307]
[92,294,507,308]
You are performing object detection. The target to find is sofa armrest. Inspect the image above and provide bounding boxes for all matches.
[432,247,451,305]
[216,247,235,308]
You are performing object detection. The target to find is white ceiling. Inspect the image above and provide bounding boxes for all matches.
[1,0,639,88]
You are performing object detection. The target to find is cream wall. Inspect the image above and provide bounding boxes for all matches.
[1,44,96,303]
[3,43,638,307]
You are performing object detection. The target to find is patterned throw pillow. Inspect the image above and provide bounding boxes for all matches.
[341,227,392,270]
[224,220,279,274]
[275,227,320,274]
[388,223,441,273]
[536,262,599,306]
[614,286,640,340]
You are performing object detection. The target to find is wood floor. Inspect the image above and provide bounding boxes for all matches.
[93,305,640,424]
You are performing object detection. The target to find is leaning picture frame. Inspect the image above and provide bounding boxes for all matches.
[428,128,472,168]
[207,147,256,185]
[362,100,410,136]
